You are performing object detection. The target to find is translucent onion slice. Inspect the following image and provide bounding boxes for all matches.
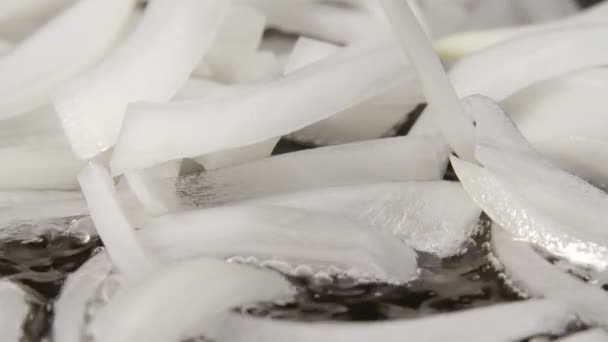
[468,95,608,269]
[196,6,268,82]
[379,0,475,161]
[217,299,572,342]
[78,162,155,279]
[452,156,608,270]
[0,0,136,119]
[241,0,381,44]
[247,181,480,257]
[176,135,449,206]
[285,37,419,145]
[194,137,280,171]
[532,136,608,189]
[492,228,608,328]
[435,2,608,61]
[123,161,181,216]
[54,0,229,159]
[557,329,608,342]
[140,205,418,284]
[53,253,113,342]
[111,41,416,174]
[450,26,608,102]
[88,257,293,342]
[0,281,30,342]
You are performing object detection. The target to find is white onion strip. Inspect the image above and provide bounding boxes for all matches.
[111,41,417,174]
[54,0,229,158]
[467,95,608,269]
[452,156,608,270]
[53,253,113,342]
[0,0,136,119]
[78,162,155,280]
[492,227,608,328]
[379,0,475,161]
[450,25,608,102]
[217,299,572,342]
[140,205,418,284]
[285,37,418,145]
[175,135,449,207]
[123,161,180,216]
[88,257,293,342]
[247,181,480,257]
[241,0,381,44]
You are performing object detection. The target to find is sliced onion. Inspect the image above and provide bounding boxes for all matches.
[196,5,268,82]
[53,253,113,342]
[492,227,608,328]
[247,181,480,257]
[452,155,608,270]
[285,36,419,145]
[532,136,608,189]
[0,0,136,119]
[557,329,608,342]
[241,0,382,44]
[216,299,572,342]
[504,68,608,143]
[0,145,85,190]
[379,0,476,161]
[140,205,418,284]
[283,37,341,74]
[54,0,229,158]
[88,257,293,342]
[123,161,181,216]
[0,281,31,342]
[450,26,608,102]
[176,135,449,206]
[78,162,155,279]
[111,41,416,174]
[194,137,280,171]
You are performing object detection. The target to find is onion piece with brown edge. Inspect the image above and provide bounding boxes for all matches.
[0,0,137,119]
